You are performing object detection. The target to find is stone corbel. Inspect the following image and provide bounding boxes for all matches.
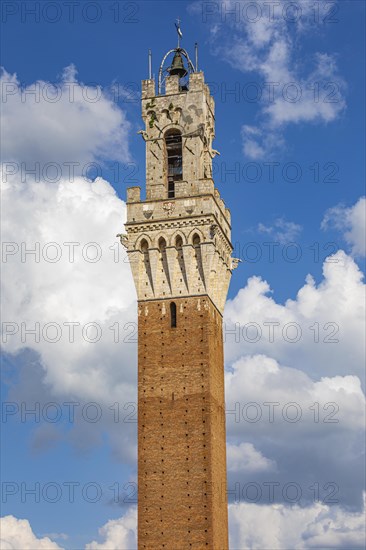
[231,257,242,270]
[137,130,148,141]
[116,233,129,249]
[210,224,218,239]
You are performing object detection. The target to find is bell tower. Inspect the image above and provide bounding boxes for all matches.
[123,35,238,550]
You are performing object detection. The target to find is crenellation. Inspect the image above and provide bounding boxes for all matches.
[126,186,141,203]
[165,74,180,94]
[188,71,204,91]
[141,78,156,99]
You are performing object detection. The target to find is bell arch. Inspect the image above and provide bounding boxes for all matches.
[165,128,183,199]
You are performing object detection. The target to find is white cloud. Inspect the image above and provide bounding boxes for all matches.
[0,516,63,550]
[1,169,137,405]
[197,0,346,158]
[226,354,365,434]
[1,169,139,464]
[0,63,139,465]
[0,66,131,168]
[229,494,366,549]
[322,197,366,257]
[223,250,365,510]
[1,64,136,403]
[41,532,68,541]
[257,218,302,244]
[262,52,346,127]
[85,507,137,550]
[224,354,365,510]
[224,250,365,384]
[241,125,265,159]
[227,442,276,473]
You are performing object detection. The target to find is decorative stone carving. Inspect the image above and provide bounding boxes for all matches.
[162,201,175,215]
[184,199,195,214]
[210,224,218,238]
[231,257,242,270]
[116,233,129,248]
[137,130,148,141]
[142,204,154,218]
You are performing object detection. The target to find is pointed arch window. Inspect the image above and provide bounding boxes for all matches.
[165,130,183,198]
[170,302,177,328]
[175,235,183,249]
[158,237,167,251]
[192,233,201,246]
[140,239,149,253]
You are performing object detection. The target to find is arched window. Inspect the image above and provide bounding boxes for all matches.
[170,302,177,328]
[140,239,149,253]
[158,237,167,251]
[192,233,201,246]
[165,130,183,198]
[175,235,183,249]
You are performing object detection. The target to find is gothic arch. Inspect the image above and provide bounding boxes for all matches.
[158,236,167,251]
[140,238,149,253]
[154,232,168,249]
[192,233,201,246]
[136,234,152,251]
[169,230,187,247]
[187,227,204,245]
[158,123,184,139]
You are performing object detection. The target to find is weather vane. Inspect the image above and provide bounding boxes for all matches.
[175,17,183,48]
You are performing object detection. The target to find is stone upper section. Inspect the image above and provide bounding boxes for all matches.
[141,72,216,201]
[124,69,236,313]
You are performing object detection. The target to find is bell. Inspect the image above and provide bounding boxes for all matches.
[167,51,188,79]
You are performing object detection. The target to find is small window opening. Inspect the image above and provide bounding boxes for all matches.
[170,302,177,328]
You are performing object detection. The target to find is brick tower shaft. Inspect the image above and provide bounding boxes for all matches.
[138,297,228,549]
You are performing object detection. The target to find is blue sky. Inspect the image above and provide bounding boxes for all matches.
[1,1,365,549]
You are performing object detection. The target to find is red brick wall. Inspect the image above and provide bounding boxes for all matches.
[138,296,228,550]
